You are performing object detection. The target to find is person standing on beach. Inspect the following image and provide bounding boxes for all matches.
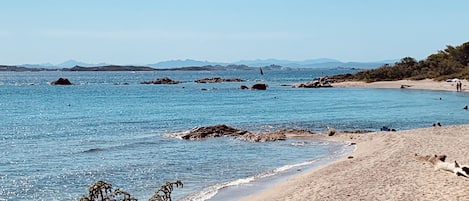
[456,81,462,92]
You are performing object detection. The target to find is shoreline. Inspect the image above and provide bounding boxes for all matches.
[205,138,355,201]
[239,125,469,200]
[238,79,469,201]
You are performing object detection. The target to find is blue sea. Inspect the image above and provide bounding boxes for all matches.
[1,69,469,201]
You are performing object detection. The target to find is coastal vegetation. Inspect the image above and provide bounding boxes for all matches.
[330,41,469,82]
[79,180,183,201]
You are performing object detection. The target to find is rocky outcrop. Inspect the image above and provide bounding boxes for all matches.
[51,78,72,85]
[179,124,250,140]
[251,83,268,90]
[178,125,316,142]
[195,77,245,83]
[293,77,332,88]
[141,77,180,84]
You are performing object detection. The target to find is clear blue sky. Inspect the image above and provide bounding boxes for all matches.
[1,0,468,65]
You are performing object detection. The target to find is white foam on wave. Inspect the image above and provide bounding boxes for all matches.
[290,141,308,146]
[163,130,190,139]
[181,158,319,201]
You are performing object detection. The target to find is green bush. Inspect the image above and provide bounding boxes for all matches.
[80,180,183,201]
[331,41,469,82]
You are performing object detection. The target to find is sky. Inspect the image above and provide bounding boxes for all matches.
[1,0,468,65]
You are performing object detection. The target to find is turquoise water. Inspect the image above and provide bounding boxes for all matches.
[1,70,469,200]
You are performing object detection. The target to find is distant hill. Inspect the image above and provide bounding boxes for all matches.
[0,65,52,71]
[57,59,110,68]
[147,59,228,68]
[59,64,280,71]
[147,58,394,69]
[233,58,394,69]
[64,65,155,71]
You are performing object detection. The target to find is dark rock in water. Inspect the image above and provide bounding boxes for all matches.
[380,126,396,132]
[141,77,180,84]
[327,126,336,136]
[195,77,245,83]
[251,83,267,90]
[180,124,250,140]
[51,77,72,85]
[240,85,249,90]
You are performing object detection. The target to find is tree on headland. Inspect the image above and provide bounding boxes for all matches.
[331,41,469,82]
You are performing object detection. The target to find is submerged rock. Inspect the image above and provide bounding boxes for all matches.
[141,77,180,84]
[51,77,72,85]
[195,77,245,83]
[236,132,286,142]
[240,85,249,90]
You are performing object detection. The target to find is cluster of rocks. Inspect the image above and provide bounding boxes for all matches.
[293,77,332,88]
[49,77,271,91]
[50,78,72,85]
[179,124,250,140]
[141,77,180,84]
[178,124,316,142]
[195,77,245,83]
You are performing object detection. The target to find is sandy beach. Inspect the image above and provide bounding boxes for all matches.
[240,79,469,201]
[241,126,469,201]
[332,79,467,92]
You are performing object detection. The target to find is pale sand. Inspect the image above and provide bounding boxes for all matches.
[240,80,469,201]
[240,126,469,201]
[332,78,467,92]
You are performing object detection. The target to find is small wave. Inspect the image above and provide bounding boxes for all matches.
[181,159,318,201]
[80,140,160,154]
[290,141,309,146]
[131,141,159,146]
[82,148,106,153]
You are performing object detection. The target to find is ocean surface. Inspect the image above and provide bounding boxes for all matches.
[1,69,469,201]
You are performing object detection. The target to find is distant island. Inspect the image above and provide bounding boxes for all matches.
[331,41,469,82]
[0,64,285,72]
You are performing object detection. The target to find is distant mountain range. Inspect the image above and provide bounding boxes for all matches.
[11,58,398,70]
[146,58,397,69]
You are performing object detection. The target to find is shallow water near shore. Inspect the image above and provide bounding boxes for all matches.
[1,70,469,200]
